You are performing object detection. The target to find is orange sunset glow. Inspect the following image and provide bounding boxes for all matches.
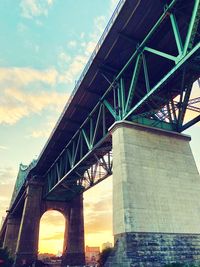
[39,176,113,254]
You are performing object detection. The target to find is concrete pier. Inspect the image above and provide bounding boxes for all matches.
[106,121,200,266]
[3,215,21,258]
[14,180,43,266]
[62,194,85,266]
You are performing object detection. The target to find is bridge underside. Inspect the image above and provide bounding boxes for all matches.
[39,0,200,202]
[1,0,200,266]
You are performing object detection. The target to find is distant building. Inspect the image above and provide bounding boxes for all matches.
[85,245,100,266]
[102,241,113,251]
[38,253,55,261]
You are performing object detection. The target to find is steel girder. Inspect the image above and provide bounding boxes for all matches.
[9,160,37,207]
[42,0,200,199]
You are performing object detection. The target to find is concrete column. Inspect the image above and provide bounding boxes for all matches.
[62,194,85,266]
[14,180,43,267]
[106,121,200,266]
[63,217,69,254]
[3,215,21,258]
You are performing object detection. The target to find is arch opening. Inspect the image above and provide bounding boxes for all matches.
[38,210,66,260]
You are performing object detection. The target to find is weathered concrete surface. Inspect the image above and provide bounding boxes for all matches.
[62,194,85,266]
[105,232,200,267]
[107,121,200,266]
[3,215,21,258]
[14,180,43,266]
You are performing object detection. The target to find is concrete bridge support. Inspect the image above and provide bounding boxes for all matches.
[62,194,85,266]
[14,180,43,267]
[8,179,85,267]
[3,215,21,258]
[106,121,200,266]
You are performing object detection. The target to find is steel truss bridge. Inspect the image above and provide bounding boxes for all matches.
[4,0,200,218]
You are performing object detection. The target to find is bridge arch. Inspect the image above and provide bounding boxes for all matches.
[39,210,66,257]
[39,200,71,257]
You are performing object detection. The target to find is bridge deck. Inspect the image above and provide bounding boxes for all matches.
[33,0,199,177]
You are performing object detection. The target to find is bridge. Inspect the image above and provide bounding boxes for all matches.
[1,0,200,266]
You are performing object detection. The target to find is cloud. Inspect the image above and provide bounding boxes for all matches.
[17,23,28,33]
[41,210,65,226]
[90,16,106,43]
[83,41,97,57]
[67,40,77,48]
[110,0,120,13]
[0,167,17,219]
[84,177,113,235]
[39,210,65,252]
[59,55,88,84]
[84,197,112,234]
[58,52,71,64]
[0,67,58,87]
[20,0,54,19]
[30,129,50,138]
[0,145,8,150]
[0,88,68,125]
[0,167,17,186]
[59,14,107,85]
[41,232,64,241]
[28,114,59,139]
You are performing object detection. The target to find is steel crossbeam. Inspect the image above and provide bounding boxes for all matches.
[41,0,200,198]
[6,0,199,204]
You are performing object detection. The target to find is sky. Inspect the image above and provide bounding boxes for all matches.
[0,0,199,255]
[0,0,118,254]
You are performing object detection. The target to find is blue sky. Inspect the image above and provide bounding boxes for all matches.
[0,0,199,253]
[0,0,118,166]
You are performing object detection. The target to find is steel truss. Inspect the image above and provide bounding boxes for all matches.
[43,0,200,199]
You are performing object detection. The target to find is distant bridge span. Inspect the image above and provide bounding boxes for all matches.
[1,0,200,266]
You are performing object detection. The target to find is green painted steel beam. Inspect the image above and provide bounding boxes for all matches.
[115,0,178,80]
[120,77,125,116]
[170,13,183,56]
[46,133,111,196]
[178,80,194,129]
[183,0,200,55]
[91,104,102,146]
[103,100,116,118]
[132,117,175,131]
[82,129,91,150]
[124,42,200,120]
[142,53,150,92]
[144,47,177,61]
[117,84,122,120]
[124,54,142,114]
